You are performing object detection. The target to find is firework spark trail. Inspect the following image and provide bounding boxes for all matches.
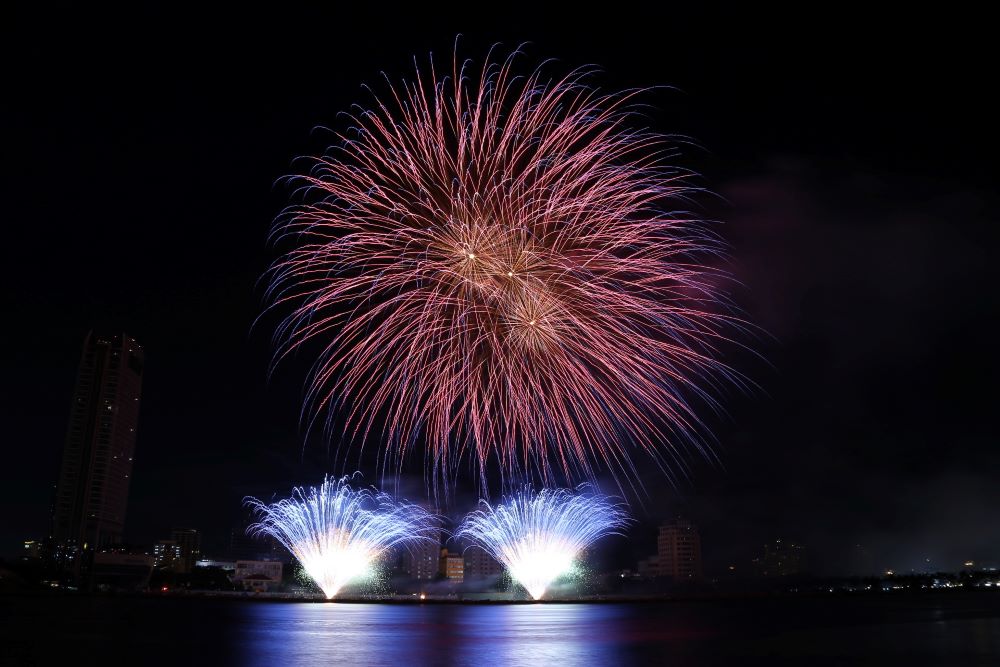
[265,47,746,490]
[246,476,439,599]
[456,486,630,600]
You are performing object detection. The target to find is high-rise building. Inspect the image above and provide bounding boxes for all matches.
[657,517,703,580]
[171,528,201,573]
[462,545,503,580]
[402,529,441,580]
[52,333,144,553]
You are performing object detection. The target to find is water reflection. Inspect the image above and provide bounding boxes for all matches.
[3,595,999,665]
[236,603,630,667]
[454,604,623,666]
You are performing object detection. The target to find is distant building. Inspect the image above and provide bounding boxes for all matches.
[233,560,283,592]
[195,559,236,571]
[657,517,703,580]
[52,333,144,554]
[637,555,660,578]
[850,543,875,575]
[229,527,259,561]
[402,529,441,580]
[23,540,41,561]
[171,528,201,573]
[153,540,183,571]
[92,552,155,592]
[439,548,464,581]
[463,545,503,580]
[230,523,288,562]
[753,539,806,577]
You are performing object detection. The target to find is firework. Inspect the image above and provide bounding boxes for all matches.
[266,47,741,487]
[246,476,438,599]
[456,486,629,600]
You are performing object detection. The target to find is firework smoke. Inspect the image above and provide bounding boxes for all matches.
[246,476,439,599]
[456,486,630,600]
[266,47,742,488]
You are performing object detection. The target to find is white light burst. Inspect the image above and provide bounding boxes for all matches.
[457,486,630,600]
[246,476,439,599]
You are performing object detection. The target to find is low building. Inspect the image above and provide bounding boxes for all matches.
[233,560,283,592]
[153,540,184,571]
[637,556,660,578]
[440,549,464,581]
[195,559,236,571]
[92,552,155,592]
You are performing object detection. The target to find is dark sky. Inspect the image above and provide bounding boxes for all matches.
[3,4,997,575]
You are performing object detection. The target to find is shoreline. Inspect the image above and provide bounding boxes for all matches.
[3,587,998,605]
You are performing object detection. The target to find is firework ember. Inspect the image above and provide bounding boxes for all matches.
[246,476,439,599]
[266,48,740,486]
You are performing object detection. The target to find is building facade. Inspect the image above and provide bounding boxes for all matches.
[153,540,184,571]
[402,529,441,580]
[462,545,503,580]
[753,539,806,577]
[637,555,660,578]
[233,560,284,591]
[92,552,155,592]
[53,333,144,552]
[170,528,201,573]
[657,517,703,580]
[439,548,465,581]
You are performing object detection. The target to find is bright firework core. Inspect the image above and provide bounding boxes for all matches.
[246,477,439,599]
[457,487,630,600]
[266,49,742,487]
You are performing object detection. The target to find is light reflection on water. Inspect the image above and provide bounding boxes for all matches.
[3,595,1000,665]
[229,597,1000,667]
[236,603,629,667]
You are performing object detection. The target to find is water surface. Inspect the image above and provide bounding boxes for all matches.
[2,593,999,665]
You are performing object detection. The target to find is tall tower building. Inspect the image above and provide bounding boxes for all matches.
[52,332,144,552]
[657,517,703,580]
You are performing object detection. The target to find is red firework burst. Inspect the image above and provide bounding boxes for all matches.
[266,48,742,490]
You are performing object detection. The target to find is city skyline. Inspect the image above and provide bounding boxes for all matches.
[3,4,997,579]
[12,310,995,575]
[2,4,997,663]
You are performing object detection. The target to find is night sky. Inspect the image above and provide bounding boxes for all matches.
[3,4,997,575]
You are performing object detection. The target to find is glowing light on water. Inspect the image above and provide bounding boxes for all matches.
[457,487,630,600]
[246,477,439,599]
